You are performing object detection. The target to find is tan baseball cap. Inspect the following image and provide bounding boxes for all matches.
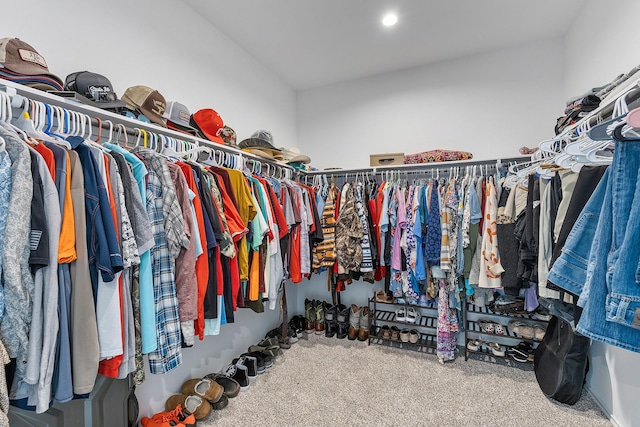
[0,38,62,83]
[121,85,167,127]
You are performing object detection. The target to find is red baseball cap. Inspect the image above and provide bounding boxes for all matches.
[190,108,224,144]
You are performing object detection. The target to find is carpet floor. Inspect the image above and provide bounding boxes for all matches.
[199,333,610,427]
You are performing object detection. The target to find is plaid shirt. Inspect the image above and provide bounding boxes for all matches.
[134,149,189,258]
[144,166,183,374]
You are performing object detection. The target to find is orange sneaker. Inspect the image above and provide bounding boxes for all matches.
[139,404,196,427]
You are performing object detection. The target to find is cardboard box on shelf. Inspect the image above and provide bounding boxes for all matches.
[370,152,404,166]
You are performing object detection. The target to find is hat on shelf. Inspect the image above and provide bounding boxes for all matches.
[190,108,225,144]
[63,71,126,110]
[121,85,167,127]
[0,38,63,91]
[238,130,283,157]
[219,125,237,147]
[279,147,311,165]
[163,101,199,135]
[243,148,276,160]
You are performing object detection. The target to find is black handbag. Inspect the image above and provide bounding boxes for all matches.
[533,314,590,405]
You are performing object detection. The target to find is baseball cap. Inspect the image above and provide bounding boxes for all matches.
[190,108,225,144]
[121,85,167,127]
[163,101,198,135]
[219,126,237,147]
[238,130,282,155]
[64,71,126,110]
[0,38,62,90]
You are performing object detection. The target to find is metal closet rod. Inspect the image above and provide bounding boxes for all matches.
[0,79,298,174]
[305,156,529,178]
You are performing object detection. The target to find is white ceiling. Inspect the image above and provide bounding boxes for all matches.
[182,0,586,90]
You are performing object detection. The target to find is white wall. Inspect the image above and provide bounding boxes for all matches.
[297,39,564,170]
[0,0,298,419]
[564,0,640,100]
[0,0,297,147]
[564,2,640,425]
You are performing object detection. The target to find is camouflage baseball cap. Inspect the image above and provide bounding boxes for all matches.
[219,126,237,147]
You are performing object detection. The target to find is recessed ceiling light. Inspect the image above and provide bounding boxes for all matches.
[382,13,398,27]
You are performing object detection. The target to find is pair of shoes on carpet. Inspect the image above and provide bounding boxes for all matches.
[305,298,326,334]
[164,377,225,421]
[265,323,297,346]
[324,303,346,338]
[347,304,370,341]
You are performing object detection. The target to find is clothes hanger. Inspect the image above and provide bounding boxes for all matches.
[0,91,30,142]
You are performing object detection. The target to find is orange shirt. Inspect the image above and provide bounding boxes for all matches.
[58,152,77,263]
[34,143,56,182]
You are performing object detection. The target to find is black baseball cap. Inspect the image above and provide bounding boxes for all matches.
[64,71,126,110]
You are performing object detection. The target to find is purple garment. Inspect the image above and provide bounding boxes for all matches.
[391,187,406,270]
[425,180,441,266]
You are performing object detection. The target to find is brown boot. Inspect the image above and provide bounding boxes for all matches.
[347,304,361,340]
[314,301,325,334]
[358,307,370,341]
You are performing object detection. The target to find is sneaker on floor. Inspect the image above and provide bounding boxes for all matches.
[204,373,241,398]
[222,363,250,392]
[180,378,224,404]
[244,350,273,370]
[233,356,258,383]
[347,304,361,340]
[141,404,196,427]
[240,352,266,374]
[165,394,211,421]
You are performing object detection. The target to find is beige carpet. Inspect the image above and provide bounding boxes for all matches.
[199,334,609,427]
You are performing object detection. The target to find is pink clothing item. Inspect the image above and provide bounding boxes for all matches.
[391,187,407,270]
[479,176,504,288]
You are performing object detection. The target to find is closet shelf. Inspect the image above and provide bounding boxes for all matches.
[466,302,545,321]
[369,332,437,354]
[465,347,535,370]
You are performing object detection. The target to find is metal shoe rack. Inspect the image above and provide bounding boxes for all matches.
[367,298,439,355]
[463,301,550,369]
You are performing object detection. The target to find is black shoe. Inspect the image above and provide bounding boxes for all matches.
[222,364,249,392]
[325,319,337,338]
[336,304,349,339]
[324,303,337,322]
[204,373,241,398]
[210,393,229,410]
[290,315,306,337]
[243,351,269,372]
[233,356,258,383]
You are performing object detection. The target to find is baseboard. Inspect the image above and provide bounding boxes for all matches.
[585,385,622,427]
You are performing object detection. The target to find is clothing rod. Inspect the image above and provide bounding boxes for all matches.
[305,156,529,176]
[0,79,298,172]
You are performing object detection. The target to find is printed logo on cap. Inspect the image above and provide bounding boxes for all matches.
[17,49,47,68]
[151,99,165,115]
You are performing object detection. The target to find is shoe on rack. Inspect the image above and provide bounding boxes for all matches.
[380,325,391,339]
[305,298,316,333]
[507,320,535,340]
[418,294,429,307]
[180,378,223,404]
[406,307,419,324]
[409,329,420,344]
[335,304,349,339]
[486,342,505,357]
[374,289,394,303]
[400,329,410,342]
[508,342,534,363]
[347,304,361,340]
[466,338,482,351]
[141,404,196,427]
[395,307,407,322]
[315,301,325,335]
[165,394,211,421]
[357,307,370,341]
[233,355,258,383]
[390,326,400,341]
[204,373,241,398]
[222,363,250,392]
[533,324,547,340]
